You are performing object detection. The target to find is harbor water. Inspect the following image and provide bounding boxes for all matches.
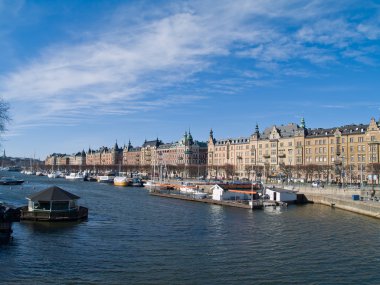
[1,172,380,284]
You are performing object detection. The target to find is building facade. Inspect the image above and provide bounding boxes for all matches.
[208,117,380,183]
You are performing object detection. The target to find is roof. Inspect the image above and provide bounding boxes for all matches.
[266,187,297,194]
[306,124,368,137]
[261,123,301,139]
[142,139,163,148]
[229,190,257,194]
[27,186,80,202]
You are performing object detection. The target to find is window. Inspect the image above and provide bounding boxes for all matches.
[349,137,354,143]
[371,136,376,142]
[358,137,364,142]
[288,142,293,146]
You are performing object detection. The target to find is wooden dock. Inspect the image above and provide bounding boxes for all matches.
[150,191,263,209]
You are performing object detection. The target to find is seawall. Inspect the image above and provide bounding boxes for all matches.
[297,186,380,219]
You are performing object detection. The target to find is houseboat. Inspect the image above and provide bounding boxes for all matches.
[20,186,88,222]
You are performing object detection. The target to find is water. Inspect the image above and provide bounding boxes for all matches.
[1,172,380,284]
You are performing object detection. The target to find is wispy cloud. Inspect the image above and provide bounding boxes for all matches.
[0,0,379,131]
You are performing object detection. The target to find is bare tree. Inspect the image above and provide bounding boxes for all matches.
[0,99,10,147]
[303,165,316,182]
[223,163,235,180]
[321,165,332,184]
[367,163,380,185]
[279,163,293,182]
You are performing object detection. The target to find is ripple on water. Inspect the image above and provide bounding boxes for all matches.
[1,173,380,284]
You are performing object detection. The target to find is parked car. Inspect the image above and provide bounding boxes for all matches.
[312,181,324,188]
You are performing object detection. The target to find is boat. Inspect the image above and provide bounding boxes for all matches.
[0,203,20,243]
[97,175,115,183]
[20,186,88,222]
[0,177,25,185]
[143,180,161,190]
[65,172,85,181]
[131,177,143,187]
[179,182,198,193]
[179,182,207,198]
[114,176,130,187]
[47,171,62,178]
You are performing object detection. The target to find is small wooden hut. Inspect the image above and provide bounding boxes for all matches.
[20,186,88,221]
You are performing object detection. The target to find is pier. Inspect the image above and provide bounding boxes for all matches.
[150,191,263,209]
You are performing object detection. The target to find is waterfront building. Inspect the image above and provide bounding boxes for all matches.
[86,142,122,168]
[122,141,141,170]
[208,117,380,184]
[155,131,208,178]
[68,151,86,166]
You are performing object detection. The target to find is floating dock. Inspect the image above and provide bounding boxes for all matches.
[150,191,263,209]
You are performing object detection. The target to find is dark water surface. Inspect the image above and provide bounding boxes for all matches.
[1,172,380,284]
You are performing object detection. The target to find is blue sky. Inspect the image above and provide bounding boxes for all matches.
[0,0,380,159]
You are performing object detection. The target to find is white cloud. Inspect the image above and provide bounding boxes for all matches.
[0,0,379,131]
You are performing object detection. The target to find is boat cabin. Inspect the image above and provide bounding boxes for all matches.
[21,186,88,221]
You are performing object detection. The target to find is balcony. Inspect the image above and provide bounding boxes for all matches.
[263,154,270,158]
[278,153,286,158]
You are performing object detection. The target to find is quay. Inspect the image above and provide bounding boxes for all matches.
[150,191,263,209]
[294,185,380,219]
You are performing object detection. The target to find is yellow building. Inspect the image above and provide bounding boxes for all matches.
[208,117,380,184]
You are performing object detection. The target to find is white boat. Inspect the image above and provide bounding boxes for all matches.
[143,180,161,191]
[47,171,62,179]
[179,182,207,198]
[114,176,129,187]
[65,172,85,181]
[97,175,115,183]
[179,182,198,193]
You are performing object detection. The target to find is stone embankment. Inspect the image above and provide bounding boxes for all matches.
[297,185,380,219]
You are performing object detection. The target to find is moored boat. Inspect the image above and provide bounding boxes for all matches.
[97,175,115,183]
[131,177,143,187]
[65,172,85,181]
[0,203,20,243]
[20,186,88,222]
[179,182,207,198]
[0,177,25,185]
[114,176,130,187]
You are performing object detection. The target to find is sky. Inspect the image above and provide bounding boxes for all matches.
[0,0,380,159]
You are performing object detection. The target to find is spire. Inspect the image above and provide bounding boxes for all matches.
[209,128,215,144]
[114,140,119,150]
[255,123,259,135]
[300,117,306,129]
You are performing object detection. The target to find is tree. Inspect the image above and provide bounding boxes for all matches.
[367,163,380,185]
[223,163,235,180]
[321,165,332,184]
[0,98,10,142]
[279,163,293,182]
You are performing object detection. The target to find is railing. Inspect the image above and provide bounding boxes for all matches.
[20,206,88,221]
